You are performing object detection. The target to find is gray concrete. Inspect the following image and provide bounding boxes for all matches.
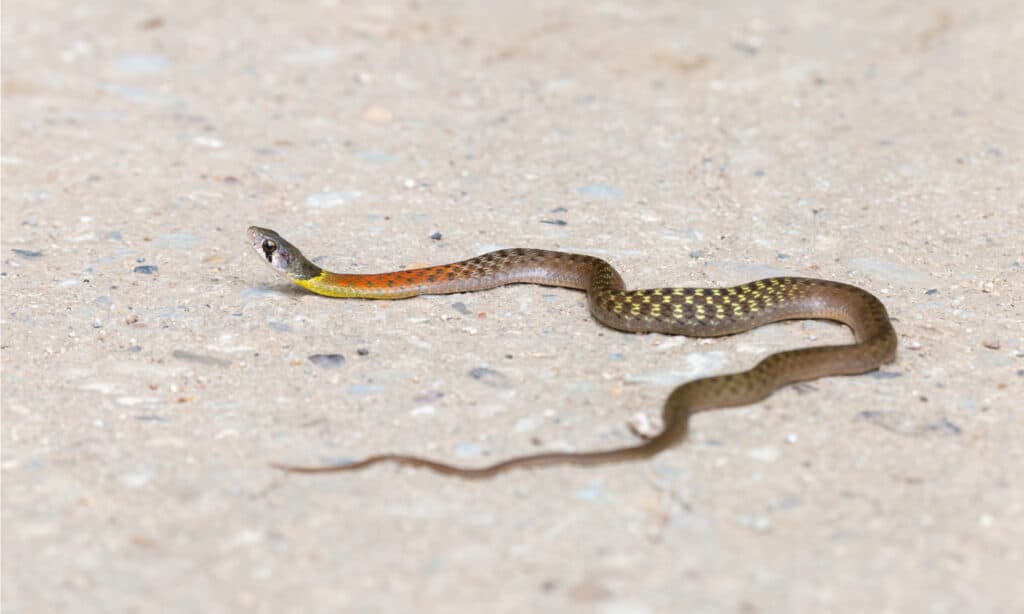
[3,1,1022,612]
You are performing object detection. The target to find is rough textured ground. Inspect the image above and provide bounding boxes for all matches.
[3,1,1022,612]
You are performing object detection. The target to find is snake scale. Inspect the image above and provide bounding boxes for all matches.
[248,226,897,478]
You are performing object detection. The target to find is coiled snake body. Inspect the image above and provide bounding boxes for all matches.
[248,226,897,478]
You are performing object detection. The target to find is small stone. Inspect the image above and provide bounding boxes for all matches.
[413,390,444,403]
[133,265,158,274]
[469,367,510,388]
[11,249,42,259]
[568,580,612,604]
[363,105,393,123]
[347,383,382,396]
[172,350,230,367]
[576,184,624,200]
[356,348,369,356]
[740,515,772,533]
[430,231,443,241]
[748,446,780,462]
[982,338,1000,350]
[309,353,345,367]
[192,135,224,149]
[454,442,484,457]
[627,412,660,439]
[870,371,902,379]
[305,191,361,209]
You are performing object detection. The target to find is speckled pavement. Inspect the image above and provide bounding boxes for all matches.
[3,2,1022,612]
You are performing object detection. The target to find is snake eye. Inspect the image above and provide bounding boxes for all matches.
[261,239,278,262]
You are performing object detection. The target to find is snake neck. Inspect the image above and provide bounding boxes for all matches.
[290,249,624,299]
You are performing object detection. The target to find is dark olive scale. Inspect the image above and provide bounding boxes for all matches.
[246,227,897,478]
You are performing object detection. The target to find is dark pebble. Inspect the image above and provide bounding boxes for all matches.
[430,231,443,241]
[134,265,159,274]
[689,251,702,258]
[451,302,471,315]
[540,219,567,226]
[469,367,511,388]
[309,353,345,367]
[550,207,568,213]
[356,348,369,356]
[11,249,42,259]
[777,253,790,260]
[413,390,444,403]
[925,288,939,295]
[857,411,961,437]
[733,41,759,55]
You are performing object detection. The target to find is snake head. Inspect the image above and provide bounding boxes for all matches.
[247,226,321,281]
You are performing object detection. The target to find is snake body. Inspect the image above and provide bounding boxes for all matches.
[248,226,897,478]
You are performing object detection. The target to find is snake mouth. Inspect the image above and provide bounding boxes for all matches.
[247,225,271,248]
[246,226,323,281]
[247,226,283,261]
[246,225,284,268]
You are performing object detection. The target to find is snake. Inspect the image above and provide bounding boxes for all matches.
[247,226,897,479]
